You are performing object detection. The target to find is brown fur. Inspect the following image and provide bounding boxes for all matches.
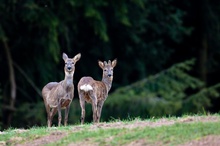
[78,59,117,124]
[42,53,81,127]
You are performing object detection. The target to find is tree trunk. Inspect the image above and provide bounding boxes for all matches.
[3,40,16,128]
[198,35,207,86]
[198,0,208,86]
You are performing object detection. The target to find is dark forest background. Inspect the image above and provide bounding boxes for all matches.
[1,0,220,130]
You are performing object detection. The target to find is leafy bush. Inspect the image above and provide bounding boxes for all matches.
[102,59,220,121]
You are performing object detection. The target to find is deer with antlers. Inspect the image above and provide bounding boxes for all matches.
[78,59,117,124]
[42,53,81,127]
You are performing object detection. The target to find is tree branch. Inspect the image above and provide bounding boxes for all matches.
[13,62,42,97]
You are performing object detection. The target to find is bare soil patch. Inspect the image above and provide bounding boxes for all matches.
[14,131,67,146]
[179,135,220,146]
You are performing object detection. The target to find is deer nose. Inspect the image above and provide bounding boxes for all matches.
[67,66,72,70]
[108,74,112,77]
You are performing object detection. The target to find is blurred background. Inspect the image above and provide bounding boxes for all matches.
[1,0,220,130]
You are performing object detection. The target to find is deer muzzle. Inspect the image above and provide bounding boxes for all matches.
[67,66,72,71]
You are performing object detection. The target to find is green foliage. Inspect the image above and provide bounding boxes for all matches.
[13,102,46,127]
[103,59,220,120]
[183,84,220,113]
[1,0,220,129]
[0,0,191,89]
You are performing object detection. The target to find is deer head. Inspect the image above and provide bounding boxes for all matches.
[63,53,81,76]
[98,59,117,81]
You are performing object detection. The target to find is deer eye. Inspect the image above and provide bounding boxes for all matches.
[72,62,74,64]
[104,69,107,72]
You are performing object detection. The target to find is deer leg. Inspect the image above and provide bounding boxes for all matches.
[91,94,98,123]
[79,94,86,124]
[92,103,97,123]
[49,108,57,127]
[48,110,52,127]
[47,113,51,127]
[64,105,70,126]
[43,98,51,127]
[97,101,104,123]
[45,105,51,127]
[57,102,62,127]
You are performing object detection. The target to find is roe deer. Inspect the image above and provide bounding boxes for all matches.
[42,53,81,127]
[78,59,117,124]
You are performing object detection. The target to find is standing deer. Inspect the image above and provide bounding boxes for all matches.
[78,59,117,124]
[42,53,81,127]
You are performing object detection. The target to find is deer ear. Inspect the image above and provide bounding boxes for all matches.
[112,59,117,68]
[73,53,81,62]
[98,60,104,69]
[63,53,68,61]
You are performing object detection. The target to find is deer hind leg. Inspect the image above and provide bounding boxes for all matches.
[90,93,98,123]
[92,102,98,123]
[64,104,70,126]
[79,94,86,124]
[45,105,51,127]
[43,98,51,127]
[97,101,104,123]
[47,109,51,127]
[57,102,62,127]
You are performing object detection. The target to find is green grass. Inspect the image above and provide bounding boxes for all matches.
[1,115,220,146]
[0,126,73,145]
[50,122,220,146]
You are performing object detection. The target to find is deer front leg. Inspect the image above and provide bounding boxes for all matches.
[64,105,70,126]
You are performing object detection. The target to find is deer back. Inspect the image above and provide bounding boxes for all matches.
[91,80,108,101]
[78,77,108,102]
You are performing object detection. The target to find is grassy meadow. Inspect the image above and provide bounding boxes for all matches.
[0,114,220,146]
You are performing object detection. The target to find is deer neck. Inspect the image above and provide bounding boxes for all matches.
[102,76,113,92]
[63,72,74,89]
